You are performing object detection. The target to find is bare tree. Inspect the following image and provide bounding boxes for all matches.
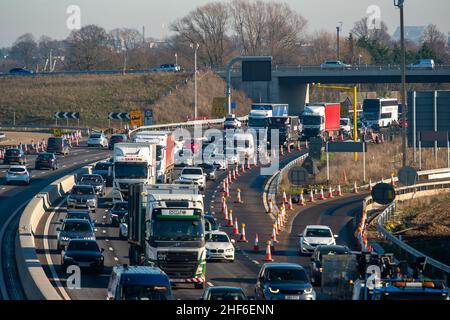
[421,24,447,53]
[171,2,230,67]
[65,25,114,70]
[9,33,38,68]
[352,17,391,45]
[304,31,335,65]
[109,28,142,51]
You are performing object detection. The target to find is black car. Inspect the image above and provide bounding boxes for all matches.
[201,286,248,300]
[198,163,217,181]
[35,152,58,170]
[3,148,27,165]
[79,174,106,196]
[255,263,316,300]
[46,137,70,156]
[61,239,104,273]
[9,67,33,75]
[310,245,350,286]
[108,201,128,226]
[62,210,97,229]
[92,162,113,186]
[109,134,128,150]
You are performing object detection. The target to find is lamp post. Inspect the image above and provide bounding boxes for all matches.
[336,22,343,61]
[175,53,178,66]
[190,43,199,119]
[394,0,407,167]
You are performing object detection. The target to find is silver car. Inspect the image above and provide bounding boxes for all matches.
[320,60,352,70]
[56,218,96,252]
[67,185,98,212]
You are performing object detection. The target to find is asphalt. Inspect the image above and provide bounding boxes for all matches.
[0,144,111,300]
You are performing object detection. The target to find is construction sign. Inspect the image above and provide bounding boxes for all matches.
[53,128,62,137]
[212,97,227,118]
[130,110,143,127]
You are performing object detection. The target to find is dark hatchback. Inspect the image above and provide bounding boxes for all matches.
[61,239,104,273]
[35,152,58,170]
[108,201,128,226]
[3,148,27,165]
[92,162,113,186]
[109,134,128,150]
[47,137,70,156]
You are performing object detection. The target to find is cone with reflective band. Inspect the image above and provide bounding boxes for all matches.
[235,165,239,176]
[267,199,273,214]
[223,180,227,192]
[264,240,274,261]
[232,169,236,180]
[239,224,248,242]
[353,181,358,194]
[222,198,228,219]
[271,224,278,242]
[287,143,291,153]
[254,233,259,251]
[299,191,306,206]
[318,187,325,200]
[227,172,232,184]
[246,161,251,170]
[336,184,343,196]
[309,189,315,202]
[390,174,395,187]
[327,185,333,198]
[224,184,230,198]
[282,190,288,204]
[235,188,243,203]
[227,210,234,227]
[367,179,373,191]
[288,195,293,210]
[280,145,284,156]
[305,140,309,149]
[233,217,239,235]
[241,163,245,173]
[297,142,301,151]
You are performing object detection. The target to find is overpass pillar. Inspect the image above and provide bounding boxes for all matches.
[277,79,308,117]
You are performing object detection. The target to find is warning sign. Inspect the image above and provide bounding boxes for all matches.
[53,128,62,137]
[212,97,227,118]
[130,110,143,127]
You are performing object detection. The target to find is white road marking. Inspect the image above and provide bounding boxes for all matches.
[102,230,107,234]
[207,282,214,287]
[252,260,260,265]
[109,247,114,251]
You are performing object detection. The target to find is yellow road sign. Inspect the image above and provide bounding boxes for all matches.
[53,128,62,137]
[212,97,227,118]
[130,110,143,127]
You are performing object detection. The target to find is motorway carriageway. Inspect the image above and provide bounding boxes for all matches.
[35,146,369,300]
[0,145,111,299]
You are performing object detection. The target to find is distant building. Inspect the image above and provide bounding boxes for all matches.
[392,26,425,45]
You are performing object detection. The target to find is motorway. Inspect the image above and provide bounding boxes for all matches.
[0,144,111,299]
[25,144,368,300]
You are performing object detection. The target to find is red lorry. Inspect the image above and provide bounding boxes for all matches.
[301,103,341,139]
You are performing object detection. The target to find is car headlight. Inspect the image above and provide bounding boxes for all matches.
[268,287,279,294]
[226,248,234,253]
[304,287,313,294]
[302,238,310,246]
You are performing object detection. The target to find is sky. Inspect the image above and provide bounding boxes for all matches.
[0,0,449,47]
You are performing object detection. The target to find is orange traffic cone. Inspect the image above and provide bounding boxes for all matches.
[267,199,273,214]
[224,184,230,198]
[336,184,343,197]
[353,181,359,194]
[254,233,259,251]
[327,185,334,198]
[282,190,288,204]
[233,217,239,235]
[232,169,237,180]
[271,224,278,242]
[309,189,315,203]
[239,224,248,242]
[223,180,227,192]
[264,241,274,261]
[222,201,228,220]
[270,239,275,253]
[227,210,234,227]
[299,192,306,206]
[288,195,293,210]
[318,187,325,200]
[235,188,243,204]
[246,161,251,170]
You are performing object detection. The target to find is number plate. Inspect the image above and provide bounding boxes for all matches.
[285,295,300,300]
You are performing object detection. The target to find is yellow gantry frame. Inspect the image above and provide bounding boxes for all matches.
[311,84,359,161]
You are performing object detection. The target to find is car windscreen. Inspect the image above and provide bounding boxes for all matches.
[66,212,90,220]
[37,153,53,160]
[113,203,128,211]
[318,248,348,260]
[306,228,332,237]
[6,149,20,156]
[302,116,322,126]
[122,285,172,300]
[67,241,99,251]
[9,167,26,173]
[266,268,308,283]
[209,234,229,243]
[62,221,91,232]
[209,291,246,300]
[81,176,102,184]
[71,186,95,195]
[110,135,125,142]
[90,134,101,139]
[94,163,111,171]
[182,169,202,175]
[48,138,63,146]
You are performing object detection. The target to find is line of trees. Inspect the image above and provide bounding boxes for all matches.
[1,0,449,73]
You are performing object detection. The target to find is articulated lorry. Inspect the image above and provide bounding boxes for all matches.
[301,103,340,140]
[267,116,300,148]
[132,131,175,184]
[127,184,207,289]
[112,143,156,200]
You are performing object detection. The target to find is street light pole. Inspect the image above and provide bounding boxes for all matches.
[191,43,199,119]
[395,0,407,167]
[336,22,343,61]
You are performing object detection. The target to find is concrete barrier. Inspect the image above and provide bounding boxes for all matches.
[15,162,101,300]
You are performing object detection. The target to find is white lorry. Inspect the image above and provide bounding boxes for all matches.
[128,184,207,289]
[132,131,175,184]
[112,143,156,199]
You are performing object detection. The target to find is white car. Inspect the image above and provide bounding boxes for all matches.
[224,114,242,129]
[87,133,108,148]
[5,165,31,185]
[340,118,352,134]
[320,60,352,70]
[206,231,235,262]
[299,225,338,255]
[178,167,206,191]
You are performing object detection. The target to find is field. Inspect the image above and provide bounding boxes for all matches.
[0,71,251,129]
[281,136,450,193]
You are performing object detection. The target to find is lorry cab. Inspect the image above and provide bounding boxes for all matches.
[107,265,173,300]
